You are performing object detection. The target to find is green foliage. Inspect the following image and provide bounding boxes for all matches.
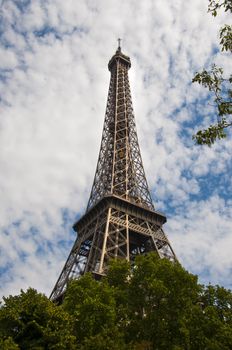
[0,288,76,349]
[220,24,232,52]
[0,337,19,350]
[1,255,232,349]
[63,254,232,350]
[192,0,232,145]
[193,119,228,146]
[79,328,129,350]
[125,255,200,349]
[62,273,118,343]
[208,0,232,17]
[185,284,232,349]
[193,65,223,95]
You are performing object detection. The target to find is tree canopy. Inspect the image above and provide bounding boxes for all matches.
[192,0,232,146]
[0,253,232,349]
[0,288,76,349]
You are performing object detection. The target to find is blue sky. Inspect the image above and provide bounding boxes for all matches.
[0,0,231,299]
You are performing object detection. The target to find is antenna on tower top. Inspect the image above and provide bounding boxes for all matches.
[117,38,122,51]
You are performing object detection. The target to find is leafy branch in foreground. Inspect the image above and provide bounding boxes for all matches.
[192,119,230,146]
[208,0,232,17]
[220,24,232,52]
[192,0,232,146]
[192,65,232,145]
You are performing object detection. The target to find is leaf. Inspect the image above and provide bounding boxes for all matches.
[193,122,227,146]
[219,25,232,52]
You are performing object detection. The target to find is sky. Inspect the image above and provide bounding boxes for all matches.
[0,0,231,299]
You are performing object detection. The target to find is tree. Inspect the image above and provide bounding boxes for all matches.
[62,272,129,349]
[64,254,232,349]
[120,254,199,349]
[0,337,19,350]
[1,255,232,349]
[0,288,76,349]
[185,284,232,349]
[192,0,232,146]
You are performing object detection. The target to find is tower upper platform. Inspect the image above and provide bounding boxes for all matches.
[108,46,131,71]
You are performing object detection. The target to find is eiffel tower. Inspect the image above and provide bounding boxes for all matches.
[50,43,177,302]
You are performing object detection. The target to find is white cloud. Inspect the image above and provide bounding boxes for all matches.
[0,0,231,299]
[0,47,18,69]
[168,196,232,288]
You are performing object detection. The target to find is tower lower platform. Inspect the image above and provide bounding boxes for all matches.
[50,195,176,302]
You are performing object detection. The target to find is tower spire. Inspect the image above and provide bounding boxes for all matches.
[87,46,151,211]
[50,47,177,303]
[117,38,122,51]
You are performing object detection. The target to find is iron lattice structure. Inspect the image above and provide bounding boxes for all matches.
[50,46,177,302]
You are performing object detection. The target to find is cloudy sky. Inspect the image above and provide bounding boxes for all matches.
[0,0,231,299]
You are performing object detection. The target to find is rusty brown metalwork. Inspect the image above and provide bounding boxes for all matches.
[50,46,177,303]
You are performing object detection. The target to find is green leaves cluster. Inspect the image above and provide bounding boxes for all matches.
[1,253,232,349]
[0,288,76,349]
[192,65,232,145]
[192,0,232,145]
[208,0,232,17]
[220,24,232,52]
